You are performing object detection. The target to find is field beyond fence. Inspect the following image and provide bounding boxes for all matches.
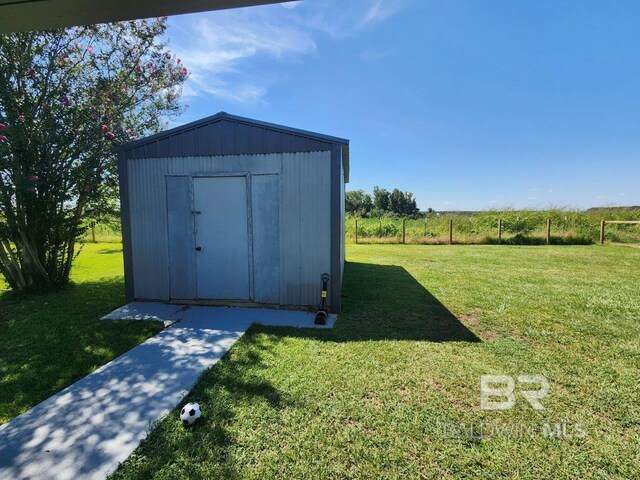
[347,209,640,245]
[79,209,640,246]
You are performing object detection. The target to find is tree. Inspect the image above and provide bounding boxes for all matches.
[345,189,373,216]
[373,186,390,212]
[403,191,419,216]
[0,19,187,291]
[389,188,407,215]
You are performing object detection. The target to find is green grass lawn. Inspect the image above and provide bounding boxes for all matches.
[0,243,163,425]
[107,244,640,479]
[1,244,638,478]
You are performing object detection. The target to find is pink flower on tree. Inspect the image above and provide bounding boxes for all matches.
[0,134,8,142]
[87,46,94,55]
[101,124,109,132]
[181,67,188,76]
[0,122,5,130]
[29,175,40,182]
[60,95,70,107]
[104,131,115,140]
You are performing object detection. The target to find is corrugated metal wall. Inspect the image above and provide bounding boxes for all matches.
[280,153,331,306]
[126,152,331,308]
[122,118,337,161]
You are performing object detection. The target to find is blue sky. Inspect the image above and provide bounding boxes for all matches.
[165,0,640,211]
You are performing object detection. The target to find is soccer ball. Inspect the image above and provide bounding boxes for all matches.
[180,402,201,427]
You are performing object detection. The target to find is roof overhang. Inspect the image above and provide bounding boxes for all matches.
[0,0,290,33]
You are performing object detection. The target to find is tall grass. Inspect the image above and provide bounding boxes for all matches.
[347,208,640,245]
[78,209,640,246]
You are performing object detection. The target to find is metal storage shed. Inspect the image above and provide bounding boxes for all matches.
[117,112,349,313]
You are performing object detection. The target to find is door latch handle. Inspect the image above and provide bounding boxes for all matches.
[195,246,202,251]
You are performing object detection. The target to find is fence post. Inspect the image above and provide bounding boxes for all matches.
[449,219,453,245]
[600,220,605,244]
[402,218,406,244]
[424,220,427,237]
[355,219,358,244]
[498,218,502,244]
[91,223,96,243]
[546,218,551,245]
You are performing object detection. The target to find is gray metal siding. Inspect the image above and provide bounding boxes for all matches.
[166,176,196,299]
[251,174,280,303]
[128,159,170,300]
[126,152,331,308]
[296,152,331,306]
[329,146,343,313]
[122,119,336,161]
[278,151,332,307]
[279,153,301,304]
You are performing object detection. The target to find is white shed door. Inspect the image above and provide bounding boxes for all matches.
[194,176,250,300]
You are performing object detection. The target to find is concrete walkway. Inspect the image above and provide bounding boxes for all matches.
[0,305,333,480]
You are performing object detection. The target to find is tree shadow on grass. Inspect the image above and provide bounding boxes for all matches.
[0,278,163,425]
[95,247,123,255]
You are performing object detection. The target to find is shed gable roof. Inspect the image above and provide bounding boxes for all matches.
[118,112,350,182]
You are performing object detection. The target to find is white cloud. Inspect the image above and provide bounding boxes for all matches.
[280,1,301,9]
[360,0,406,27]
[297,0,410,37]
[167,0,410,103]
[170,8,316,103]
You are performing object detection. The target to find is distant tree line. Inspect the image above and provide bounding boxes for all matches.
[345,186,420,217]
